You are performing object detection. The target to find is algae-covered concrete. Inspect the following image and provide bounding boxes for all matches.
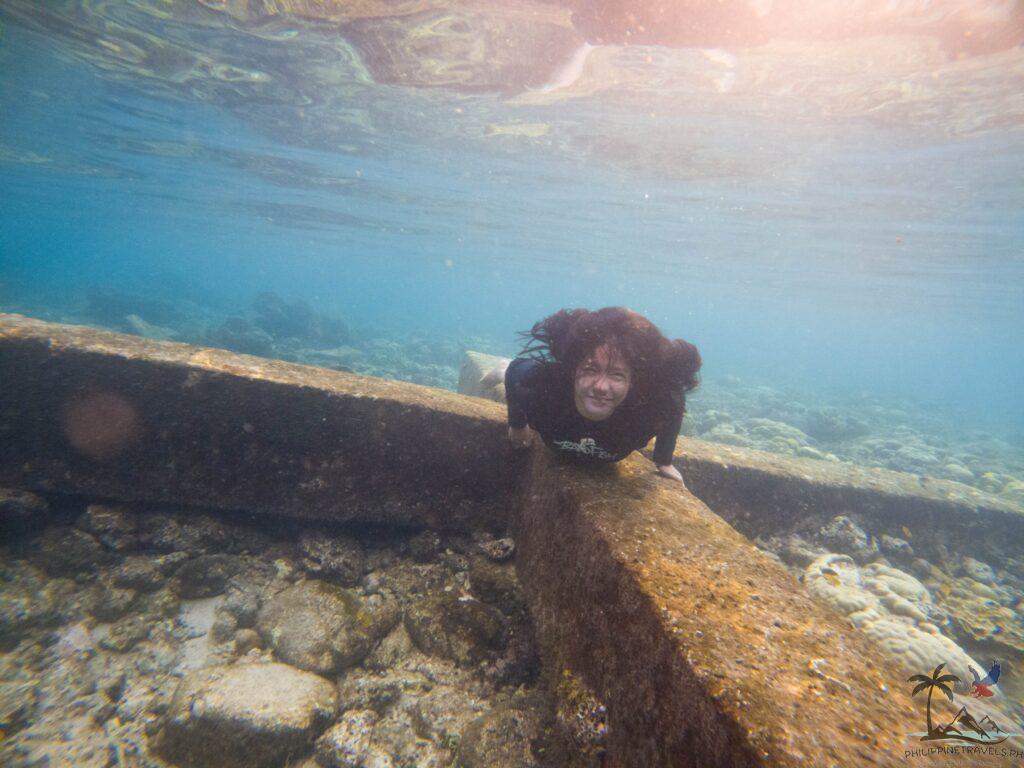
[674,438,1024,565]
[0,314,510,530]
[511,448,931,768]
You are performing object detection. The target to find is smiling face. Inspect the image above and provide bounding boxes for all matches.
[574,344,632,421]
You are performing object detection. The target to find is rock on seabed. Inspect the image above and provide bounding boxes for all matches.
[316,709,395,768]
[0,487,49,533]
[256,579,395,675]
[299,531,365,586]
[153,661,338,768]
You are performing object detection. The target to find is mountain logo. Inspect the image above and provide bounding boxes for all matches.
[907,663,1011,746]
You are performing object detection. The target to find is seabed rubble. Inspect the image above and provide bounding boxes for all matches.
[0,491,583,768]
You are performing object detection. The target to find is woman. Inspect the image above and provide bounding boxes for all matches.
[499,307,701,487]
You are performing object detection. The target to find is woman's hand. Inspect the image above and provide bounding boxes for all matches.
[508,426,533,449]
[657,463,687,489]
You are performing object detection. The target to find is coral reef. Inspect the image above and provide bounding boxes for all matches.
[931,571,1024,678]
[252,292,350,349]
[82,289,184,331]
[817,515,879,564]
[762,521,1024,706]
[804,554,979,683]
[686,375,1024,508]
[205,317,275,357]
[185,292,468,390]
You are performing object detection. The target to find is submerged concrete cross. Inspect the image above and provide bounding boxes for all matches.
[1,313,1016,767]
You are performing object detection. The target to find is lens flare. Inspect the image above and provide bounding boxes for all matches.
[63,392,142,461]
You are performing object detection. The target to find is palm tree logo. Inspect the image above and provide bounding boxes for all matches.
[908,663,960,738]
[907,663,1011,744]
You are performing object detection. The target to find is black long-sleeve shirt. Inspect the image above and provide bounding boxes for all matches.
[504,357,683,466]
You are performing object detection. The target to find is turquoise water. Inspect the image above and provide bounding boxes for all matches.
[2,3,1024,763]
[1,3,1022,445]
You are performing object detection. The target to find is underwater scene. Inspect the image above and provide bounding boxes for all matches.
[1,1,1023,766]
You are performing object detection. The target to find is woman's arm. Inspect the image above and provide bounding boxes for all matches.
[504,358,539,448]
[653,406,686,487]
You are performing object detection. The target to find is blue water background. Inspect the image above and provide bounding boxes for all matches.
[1,19,1022,441]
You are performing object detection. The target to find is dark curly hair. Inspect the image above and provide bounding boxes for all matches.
[518,307,700,416]
[657,337,702,412]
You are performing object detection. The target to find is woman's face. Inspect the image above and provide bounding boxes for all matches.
[574,344,632,421]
